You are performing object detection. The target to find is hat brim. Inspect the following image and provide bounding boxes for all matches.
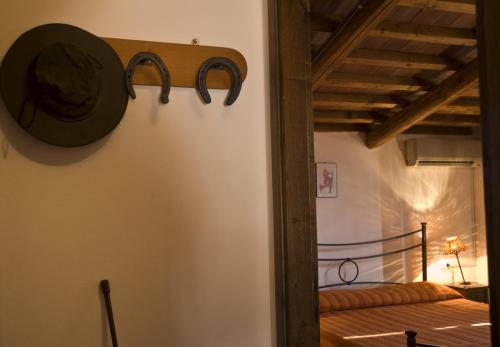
[0,23,129,147]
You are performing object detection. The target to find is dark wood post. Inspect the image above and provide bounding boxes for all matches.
[268,0,320,346]
[477,1,500,345]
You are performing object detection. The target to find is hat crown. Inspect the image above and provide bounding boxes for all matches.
[0,23,129,147]
[34,42,102,120]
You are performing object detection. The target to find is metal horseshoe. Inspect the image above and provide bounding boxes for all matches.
[196,57,242,106]
[126,52,170,104]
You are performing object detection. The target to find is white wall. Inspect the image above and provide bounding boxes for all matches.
[315,133,384,287]
[315,132,486,288]
[0,1,274,346]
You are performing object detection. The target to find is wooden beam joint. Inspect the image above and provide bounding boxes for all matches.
[365,58,479,148]
[312,0,399,90]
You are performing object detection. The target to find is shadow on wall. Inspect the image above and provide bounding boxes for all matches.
[0,98,108,165]
[315,133,483,288]
[317,134,385,288]
[379,140,477,284]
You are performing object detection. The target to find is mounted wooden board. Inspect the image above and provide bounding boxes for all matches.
[102,37,247,89]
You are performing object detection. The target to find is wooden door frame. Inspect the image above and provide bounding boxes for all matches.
[269,0,500,346]
[268,1,319,346]
[477,1,500,345]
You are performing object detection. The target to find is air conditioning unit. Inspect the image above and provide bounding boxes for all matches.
[405,139,482,167]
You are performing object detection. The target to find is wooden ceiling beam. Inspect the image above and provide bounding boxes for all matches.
[400,88,479,98]
[365,58,478,148]
[314,110,479,127]
[422,114,480,126]
[314,123,474,135]
[309,16,477,46]
[313,93,400,110]
[371,21,477,46]
[314,123,369,132]
[322,72,429,91]
[345,48,459,70]
[312,0,399,90]
[321,73,479,97]
[460,88,480,97]
[439,97,480,114]
[398,0,476,15]
[402,125,474,135]
[311,14,342,32]
[313,92,478,114]
[314,110,386,124]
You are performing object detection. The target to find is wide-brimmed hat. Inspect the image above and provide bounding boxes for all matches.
[0,23,129,147]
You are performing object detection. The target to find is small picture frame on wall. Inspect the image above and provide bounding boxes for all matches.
[316,162,337,198]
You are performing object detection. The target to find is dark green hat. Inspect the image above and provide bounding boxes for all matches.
[0,24,128,147]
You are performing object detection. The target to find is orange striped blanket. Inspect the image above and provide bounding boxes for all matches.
[319,282,490,347]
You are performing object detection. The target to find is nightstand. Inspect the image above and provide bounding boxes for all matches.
[446,283,489,303]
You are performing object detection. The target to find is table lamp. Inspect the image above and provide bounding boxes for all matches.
[444,236,470,285]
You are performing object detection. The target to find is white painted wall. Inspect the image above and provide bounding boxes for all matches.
[315,132,486,288]
[0,1,274,346]
[315,133,384,288]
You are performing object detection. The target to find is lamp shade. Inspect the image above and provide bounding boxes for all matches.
[443,236,465,255]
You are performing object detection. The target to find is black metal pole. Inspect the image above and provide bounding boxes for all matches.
[455,254,470,285]
[421,223,427,282]
[406,330,417,347]
[100,280,119,347]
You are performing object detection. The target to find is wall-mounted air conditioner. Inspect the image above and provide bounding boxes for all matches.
[405,139,482,167]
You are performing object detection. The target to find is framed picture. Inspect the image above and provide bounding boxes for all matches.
[316,163,337,198]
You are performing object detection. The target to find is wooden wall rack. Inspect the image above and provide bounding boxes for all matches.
[102,38,247,90]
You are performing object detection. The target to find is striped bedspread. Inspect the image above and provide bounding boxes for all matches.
[319,283,490,347]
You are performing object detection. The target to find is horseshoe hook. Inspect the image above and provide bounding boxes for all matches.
[196,57,242,106]
[126,52,171,104]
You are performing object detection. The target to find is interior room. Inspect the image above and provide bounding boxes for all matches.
[310,1,491,346]
[2,1,500,347]
[316,134,486,286]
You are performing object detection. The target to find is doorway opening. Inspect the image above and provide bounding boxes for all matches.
[270,0,500,346]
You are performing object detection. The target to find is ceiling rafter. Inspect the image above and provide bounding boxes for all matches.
[397,0,476,15]
[314,110,386,124]
[370,21,477,46]
[312,0,400,90]
[313,92,479,114]
[315,123,474,135]
[438,97,480,114]
[310,0,479,137]
[344,49,460,71]
[364,58,479,148]
[313,93,400,110]
[310,14,343,32]
[321,72,430,91]
[314,110,479,127]
[319,72,480,97]
[312,18,477,47]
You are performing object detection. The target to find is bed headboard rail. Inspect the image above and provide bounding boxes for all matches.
[318,222,427,289]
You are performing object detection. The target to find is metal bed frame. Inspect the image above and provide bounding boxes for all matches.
[318,222,427,288]
[318,222,438,347]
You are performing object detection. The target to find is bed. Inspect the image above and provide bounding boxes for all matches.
[318,224,491,347]
[319,282,490,347]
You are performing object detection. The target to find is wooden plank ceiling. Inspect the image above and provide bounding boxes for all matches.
[311,0,479,148]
